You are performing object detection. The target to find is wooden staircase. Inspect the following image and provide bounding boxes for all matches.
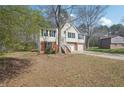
[61,44,71,54]
[61,36,71,54]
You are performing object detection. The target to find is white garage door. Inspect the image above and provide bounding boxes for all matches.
[78,44,84,51]
[70,44,75,51]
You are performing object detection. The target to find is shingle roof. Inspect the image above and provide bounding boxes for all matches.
[100,35,123,39]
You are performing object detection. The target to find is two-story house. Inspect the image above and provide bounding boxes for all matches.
[39,23,85,53]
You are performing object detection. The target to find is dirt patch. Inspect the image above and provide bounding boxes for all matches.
[0,57,31,82]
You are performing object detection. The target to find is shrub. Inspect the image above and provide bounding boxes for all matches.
[31,49,39,52]
[44,49,56,54]
[50,50,56,54]
[0,52,5,56]
[13,42,36,51]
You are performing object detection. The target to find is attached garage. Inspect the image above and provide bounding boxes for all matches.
[67,42,84,52]
[77,44,84,51]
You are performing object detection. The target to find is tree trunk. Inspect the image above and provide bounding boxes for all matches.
[87,38,90,49]
[58,27,62,54]
[86,36,90,49]
[57,5,62,54]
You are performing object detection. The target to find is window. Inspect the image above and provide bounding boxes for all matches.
[78,34,84,39]
[53,31,56,37]
[68,32,75,38]
[45,42,52,50]
[68,33,70,38]
[50,30,56,37]
[41,29,44,36]
[44,30,48,36]
[72,33,75,38]
[49,30,52,37]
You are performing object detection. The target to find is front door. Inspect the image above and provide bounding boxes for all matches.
[45,42,52,50]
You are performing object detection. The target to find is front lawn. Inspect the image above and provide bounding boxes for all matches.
[88,47,124,54]
[0,52,124,87]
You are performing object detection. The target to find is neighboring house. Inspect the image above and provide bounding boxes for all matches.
[98,36,124,49]
[39,23,85,54]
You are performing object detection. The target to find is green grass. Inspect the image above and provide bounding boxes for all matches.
[0,52,6,56]
[88,47,124,54]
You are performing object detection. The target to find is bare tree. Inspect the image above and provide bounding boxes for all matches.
[43,5,74,53]
[77,5,108,49]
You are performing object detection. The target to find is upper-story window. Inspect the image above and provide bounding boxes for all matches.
[41,29,48,36]
[50,30,56,37]
[78,34,84,39]
[41,29,56,37]
[41,29,44,36]
[68,32,75,38]
[44,30,48,36]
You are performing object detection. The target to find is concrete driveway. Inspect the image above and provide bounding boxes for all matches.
[82,51,124,61]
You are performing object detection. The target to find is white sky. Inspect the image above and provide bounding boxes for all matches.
[98,17,113,27]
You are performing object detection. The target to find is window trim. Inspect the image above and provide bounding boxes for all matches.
[68,32,75,38]
[50,30,56,37]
